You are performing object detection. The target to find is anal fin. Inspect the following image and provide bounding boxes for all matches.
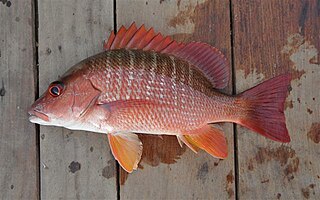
[108,132,143,173]
[180,124,228,159]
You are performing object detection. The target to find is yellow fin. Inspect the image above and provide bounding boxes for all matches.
[177,135,200,153]
[108,133,143,173]
[181,124,228,159]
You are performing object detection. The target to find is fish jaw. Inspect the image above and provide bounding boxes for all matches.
[28,109,50,124]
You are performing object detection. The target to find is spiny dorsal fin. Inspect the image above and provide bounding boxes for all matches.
[104,22,229,89]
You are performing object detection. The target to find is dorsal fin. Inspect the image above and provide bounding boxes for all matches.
[104,23,229,89]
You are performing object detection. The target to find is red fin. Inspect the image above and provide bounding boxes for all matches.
[104,31,115,50]
[110,26,127,49]
[103,23,229,89]
[108,132,143,173]
[236,74,291,142]
[169,42,229,89]
[136,27,155,49]
[118,22,138,48]
[126,25,147,49]
[181,124,228,159]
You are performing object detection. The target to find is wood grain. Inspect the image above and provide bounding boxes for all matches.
[0,0,38,199]
[232,0,320,199]
[38,0,117,199]
[117,0,235,199]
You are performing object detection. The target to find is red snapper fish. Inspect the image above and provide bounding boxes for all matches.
[28,23,291,173]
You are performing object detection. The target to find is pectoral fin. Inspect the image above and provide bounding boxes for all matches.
[180,124,228,159]
[108,132,143,173]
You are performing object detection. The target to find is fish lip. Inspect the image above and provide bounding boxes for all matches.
[28,109,50,122]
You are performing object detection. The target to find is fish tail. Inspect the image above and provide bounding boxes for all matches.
[235,74,291,142]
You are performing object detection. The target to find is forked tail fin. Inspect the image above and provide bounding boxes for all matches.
[236,74,291,142]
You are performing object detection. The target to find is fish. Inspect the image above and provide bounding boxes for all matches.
[28,23,291,173]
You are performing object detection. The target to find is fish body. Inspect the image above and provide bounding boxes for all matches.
[83,49,235,134]
[29,23,291,172]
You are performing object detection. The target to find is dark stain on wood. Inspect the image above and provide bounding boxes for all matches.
[10,185,14,190]
[58,45,62,53]
[248,161,254,171]
[46,48,52,55]
[214,159,221,167]
[196,162,208,183]
[284,157,299,181]
[226,170,234,198]
[301,184,316,199]
[261,179,269,184]
[248,146,300,180]
[285,100,293,110]
[139,135,187,167]
[307,122,320,143]
[307,108,313,114]
[40,134,45,140]
[292,70,306,81]
[68,161,81,173]
[277,193,281,199]
[177,0,181,8]
[297,97,301,103]
[1,0,11,7]
[102,160,116,179]
[120,135,187,185]
[255,146,295,166]
[0,80,5,97]
[89,146,93,152]
[120,169,131,186]
[226,170,234,184]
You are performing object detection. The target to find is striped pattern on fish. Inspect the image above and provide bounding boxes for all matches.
[85,49,236,133]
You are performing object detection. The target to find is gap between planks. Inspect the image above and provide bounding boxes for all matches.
[229,1,239,199]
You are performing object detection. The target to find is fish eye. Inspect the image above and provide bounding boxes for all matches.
[49,81,64,97]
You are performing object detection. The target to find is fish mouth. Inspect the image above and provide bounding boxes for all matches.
[28,110,50,123]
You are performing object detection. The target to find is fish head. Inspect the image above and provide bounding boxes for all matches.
[28,64,101,128]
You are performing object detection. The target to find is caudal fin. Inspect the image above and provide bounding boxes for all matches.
[236,74,291,142]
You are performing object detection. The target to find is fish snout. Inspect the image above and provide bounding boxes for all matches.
[28,107,50,122]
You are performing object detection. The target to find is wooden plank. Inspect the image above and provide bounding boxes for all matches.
[0,0,38,199]
[38,1,117,199]
[117,0,235,199]
[232,0,320,199]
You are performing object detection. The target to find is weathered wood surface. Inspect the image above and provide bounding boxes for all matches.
[38,0,117,199]
[1,0,319,199]
[233,0,320,199]
[0,0,39,199]
[117,0,235,199]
